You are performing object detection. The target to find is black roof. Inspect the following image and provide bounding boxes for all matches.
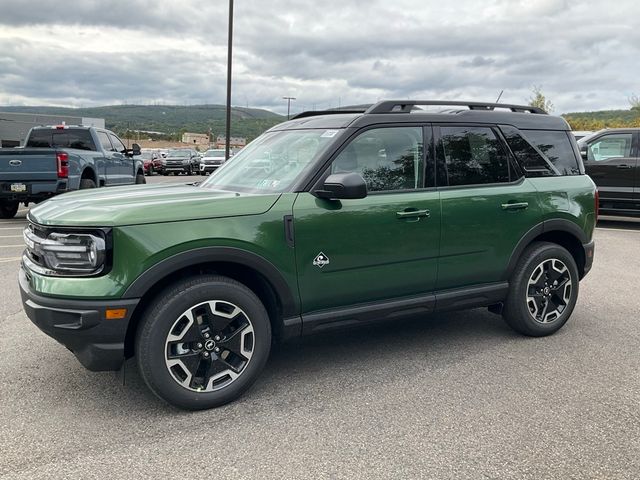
[273,100,570,132]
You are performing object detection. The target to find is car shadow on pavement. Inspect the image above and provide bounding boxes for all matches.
[597,216,640,231]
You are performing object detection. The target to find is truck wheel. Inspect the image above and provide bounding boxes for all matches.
[136,275,272,410]
[0,201,19,219]
[79,179,96,189]
[136,173,146,184]
[502,242,579,337]
[148,166,154,176]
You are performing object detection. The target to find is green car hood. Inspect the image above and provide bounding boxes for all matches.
[28,184,281,227]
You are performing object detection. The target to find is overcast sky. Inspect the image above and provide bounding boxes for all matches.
[0,0,637,114]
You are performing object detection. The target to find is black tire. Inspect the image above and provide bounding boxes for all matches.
[502,242,579,337]
[163,171,168,176]
[136,173,146,184]
[186,167,192,176]
[79,178,96,189]
[0,201,19,219]
[136,275,272,410]
[148,166,154,176]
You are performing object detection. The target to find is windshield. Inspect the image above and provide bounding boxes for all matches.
[168,150,190,158]
[204,150,225,157]
[199,129,338,193]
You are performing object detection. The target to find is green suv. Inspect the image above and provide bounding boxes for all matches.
[20,100,597,410]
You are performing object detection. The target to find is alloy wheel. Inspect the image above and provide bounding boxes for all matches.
[164,300,255,392]
[526,258,572,323]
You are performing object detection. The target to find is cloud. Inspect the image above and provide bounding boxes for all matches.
[0,0,638,113]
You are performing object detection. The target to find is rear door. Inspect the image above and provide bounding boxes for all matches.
[108,133,133,183]
[435,124,541,290]
[293,125,441,319]
[582,131,637,211]
[96,131,119,185]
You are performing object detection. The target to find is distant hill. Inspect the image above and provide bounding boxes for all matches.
[563,108,640,130]
[0,104,286,141]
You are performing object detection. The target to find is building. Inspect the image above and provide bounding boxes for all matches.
[182,132,210,145]
[0,111,105,147]
[215,136,247,149]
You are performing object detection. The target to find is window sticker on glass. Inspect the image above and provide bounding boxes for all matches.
[321,130,339,138]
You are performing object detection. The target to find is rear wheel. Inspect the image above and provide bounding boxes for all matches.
[503,242,579,336]
[136,275,272,410]
[79,178,96,189]
[0,201,19,219]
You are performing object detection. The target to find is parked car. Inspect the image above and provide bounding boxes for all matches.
[578,128,639,217]
[571,130,594,141]
[139,150,163,175]
[0,125,144,218]
[163,149,200,175]
[20,100,596,410]
[199,148,227,175]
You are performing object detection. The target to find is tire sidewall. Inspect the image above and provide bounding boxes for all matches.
[507,243,580,335]
[136,278,272,410]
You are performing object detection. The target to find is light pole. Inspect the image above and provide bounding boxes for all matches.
[283,96,296,120]
[224,0,234,161]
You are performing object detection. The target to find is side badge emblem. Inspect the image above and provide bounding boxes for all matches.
[313,252,330,269]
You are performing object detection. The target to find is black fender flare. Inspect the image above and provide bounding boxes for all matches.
[122,247,298,317]
[503,219,588,280]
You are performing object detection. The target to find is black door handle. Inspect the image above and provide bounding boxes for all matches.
[617,164,632,169]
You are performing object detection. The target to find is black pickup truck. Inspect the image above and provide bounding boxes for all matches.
[0,125,144,218]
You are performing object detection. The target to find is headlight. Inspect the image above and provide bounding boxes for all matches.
[23,226,108,276]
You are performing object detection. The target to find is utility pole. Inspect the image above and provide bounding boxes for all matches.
[283,96,296,119]
[224,0,234,161]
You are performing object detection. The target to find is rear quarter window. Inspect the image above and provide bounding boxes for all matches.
[521,130,580,175]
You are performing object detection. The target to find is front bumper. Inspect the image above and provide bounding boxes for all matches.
[19,268,139,371]
[200,163,223,172]
[582,240,595,278]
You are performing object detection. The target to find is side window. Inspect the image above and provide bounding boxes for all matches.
[522,130,580,175]
[587,134,633,162]
[97,132,113,152]
[109,134,126,153]
[331,127,424,192]
[501,125,556,177]
[440,126,510,186]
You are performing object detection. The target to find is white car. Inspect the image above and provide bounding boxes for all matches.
[199,149,228,175]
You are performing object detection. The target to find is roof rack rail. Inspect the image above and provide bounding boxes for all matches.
[365,100,547,115]
[290,108,369,120]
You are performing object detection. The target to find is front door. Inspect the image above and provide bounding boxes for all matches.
[583,131,638,211]
[109,133,134,183]
[293,125,441,316]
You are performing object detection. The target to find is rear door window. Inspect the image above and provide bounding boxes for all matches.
[97,132,113,152]
[439,126,510,186]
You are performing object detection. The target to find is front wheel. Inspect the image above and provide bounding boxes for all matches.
[502,242,579,337]
[136,173,146,184]
[0,201,19,219]
[136,275,272,410]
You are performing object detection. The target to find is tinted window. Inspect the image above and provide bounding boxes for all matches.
[501,126,556,177]
[109,134,126,153]
[26,128,96,151]
[97,131,113,151]
[440,126,509,186]
[522,130,580,175]
[587,133,633,162]
[331,127,424,191]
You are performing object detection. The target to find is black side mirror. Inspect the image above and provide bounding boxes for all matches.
[315,172,367,200]
[131,143,141,156]
[579,145,588,160]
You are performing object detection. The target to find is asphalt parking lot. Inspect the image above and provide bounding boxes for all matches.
[1,176,639,479]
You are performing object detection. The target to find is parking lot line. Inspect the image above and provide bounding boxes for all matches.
[0,245,24,248]
[0,227,24,231]
[0,257,21,263]
[596,227,640,233]
[0,235,23,238]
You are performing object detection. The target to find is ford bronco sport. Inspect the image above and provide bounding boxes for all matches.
[20,100,596,410]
